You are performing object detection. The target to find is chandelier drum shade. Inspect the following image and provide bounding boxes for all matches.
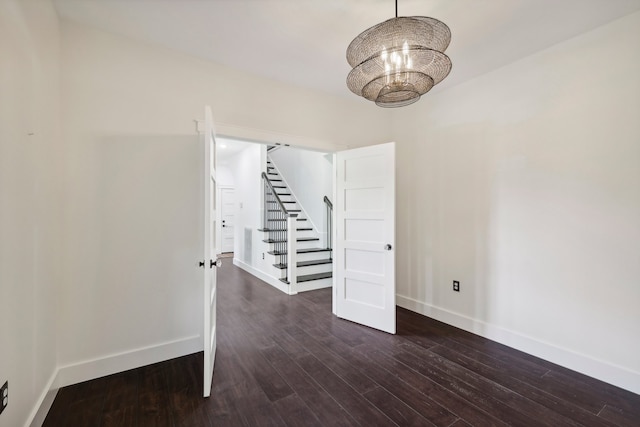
[346,6,452,108]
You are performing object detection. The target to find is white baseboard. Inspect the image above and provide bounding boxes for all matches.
[54,335,201,389]
[396,294,640,395]
[27,336,201,426]
[26,371,58,427]
[233,258,292,294]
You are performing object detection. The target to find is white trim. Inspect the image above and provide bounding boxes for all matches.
[53,336,201,389]
[396,294,640,394]
[215,122,348,153]
[25,371,58,427]
[233,258,293,295]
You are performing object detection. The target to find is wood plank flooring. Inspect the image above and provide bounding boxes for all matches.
[43,261,640,426]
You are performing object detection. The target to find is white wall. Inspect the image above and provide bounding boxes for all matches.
[228,144,264,266]
[0,1,63,425]
[55,135,204,385]
[393,11,640,393]
[216,165,235,187]
[57,19,391,383]
[268,148,333,236]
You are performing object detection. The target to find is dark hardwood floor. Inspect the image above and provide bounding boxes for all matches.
[44,261,640,426]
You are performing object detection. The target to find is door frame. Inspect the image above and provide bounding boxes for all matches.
[210,124,396,324]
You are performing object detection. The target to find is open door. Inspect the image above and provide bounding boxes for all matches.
[335,142,395,334]
[203,106,219,397]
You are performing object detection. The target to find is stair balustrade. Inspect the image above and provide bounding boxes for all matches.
[262,172,297,292]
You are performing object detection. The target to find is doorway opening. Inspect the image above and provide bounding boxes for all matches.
[215,136,334,295]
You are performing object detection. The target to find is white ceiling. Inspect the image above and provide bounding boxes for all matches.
[53,0,640,97]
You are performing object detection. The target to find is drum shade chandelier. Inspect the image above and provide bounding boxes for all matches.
[346,0,452,108]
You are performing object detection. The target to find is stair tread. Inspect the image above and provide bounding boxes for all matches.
[263,237,319,243]
[268,248,330,256]
[258,227,312,232]
[267,200,296,203]
[268,209,301,212]
[266,192,291,196]
[268,218,307,222]
[273,259,333,269]
[280,271,333,284]
[298,272,333,282]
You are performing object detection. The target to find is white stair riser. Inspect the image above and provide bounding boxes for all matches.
[297,251,331,262]
[265,240,320,251]
[267,250,331,263]
[298,263,333,276]
[296,240,322,250]
[260,229,315,239]
[262,230,317,242]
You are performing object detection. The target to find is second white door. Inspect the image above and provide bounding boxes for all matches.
[334,142,396,334]
[220,188,235,253]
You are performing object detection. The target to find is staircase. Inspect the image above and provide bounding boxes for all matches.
[259,157,333,291]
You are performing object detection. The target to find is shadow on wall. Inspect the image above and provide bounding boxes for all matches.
[61,134,203,364]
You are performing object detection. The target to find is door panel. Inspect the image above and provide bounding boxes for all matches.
[335,142,395,334]
[203,106,218,397]
[220,188,235,253]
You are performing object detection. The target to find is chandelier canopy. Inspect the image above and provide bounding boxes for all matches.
[346,3,452,108]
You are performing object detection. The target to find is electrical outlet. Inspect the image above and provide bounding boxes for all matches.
[453,281,460,292]
[262,253,265,260]
[0,381,7,415]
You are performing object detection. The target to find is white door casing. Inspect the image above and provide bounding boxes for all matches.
[334,142,396,334]
[203,106,218,397]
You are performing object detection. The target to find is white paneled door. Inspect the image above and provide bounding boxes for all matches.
[335,142,396,334]
[203,106,219,397]
[220,188,235,253]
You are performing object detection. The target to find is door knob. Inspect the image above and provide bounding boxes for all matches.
[210,259,222,268]
[384,244,392,251]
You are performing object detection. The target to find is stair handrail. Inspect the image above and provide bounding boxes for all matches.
[262,172,290,216]
[323,195,333,209]
[324,196,333,258]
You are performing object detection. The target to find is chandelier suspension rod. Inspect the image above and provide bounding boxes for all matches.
[395,0,398,18]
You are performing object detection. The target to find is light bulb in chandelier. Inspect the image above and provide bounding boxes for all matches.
[346,3,452,108]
